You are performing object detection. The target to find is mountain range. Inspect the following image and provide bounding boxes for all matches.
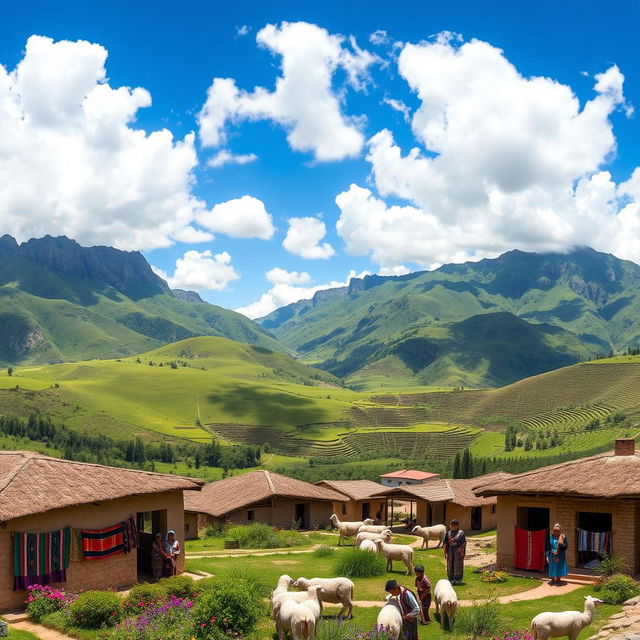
[0,234,279,365]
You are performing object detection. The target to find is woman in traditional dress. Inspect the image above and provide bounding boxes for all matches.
[443,519,466,585]
[164,530,181,576]
[151,532,166,579]
[547,522,568,584]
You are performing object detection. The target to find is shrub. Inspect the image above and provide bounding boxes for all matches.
[123,582,168,614]
[202,522,225,539]
[313,545,336,558]
[112,596,194,640]
[277,528,307,547]
[25,585,76,622]
[333,549,386,578]
[40,610,71,632]
[595,573,640,604]
[226,523,280,549]
[480,570,508,584]
[595,554,629,578]
[315,619,395,640]
[455,598,502,636]
[69,590,122,628]
[484,633,535,640]
[158,575,196,599]
[190,575,265,637]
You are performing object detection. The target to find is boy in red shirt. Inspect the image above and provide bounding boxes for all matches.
[414,564,431,624]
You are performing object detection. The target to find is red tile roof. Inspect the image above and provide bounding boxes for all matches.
[379,470,440,481]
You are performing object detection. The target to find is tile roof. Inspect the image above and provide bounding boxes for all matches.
[0,450,203,522]
[379,470,440,480]
[184,470,347,518]
[314,479,386,500]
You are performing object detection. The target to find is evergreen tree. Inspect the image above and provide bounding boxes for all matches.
[452,452,462,479]
[462,448,472,478]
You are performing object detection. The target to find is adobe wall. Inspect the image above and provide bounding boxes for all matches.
[0,490,186,611]
[333,499,387,523]
[445,503,497,533]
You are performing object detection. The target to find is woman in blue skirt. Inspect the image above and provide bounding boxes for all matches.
[547,522,568,584]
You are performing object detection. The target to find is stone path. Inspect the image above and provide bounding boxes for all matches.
[587,595,640,640]
[3,612,75,640]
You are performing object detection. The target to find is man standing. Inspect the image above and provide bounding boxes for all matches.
[444,518,466,585]
[414,564,431,624]
[385,579,420,640]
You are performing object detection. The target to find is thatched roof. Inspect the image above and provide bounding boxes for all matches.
[184,470,347,518]
[373,473,513,507]
[474,451,640,498]
[0,451,203,523]
[314,479,386,500]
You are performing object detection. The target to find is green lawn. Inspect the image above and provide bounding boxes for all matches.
[185,531,341,553]
[6,627,41,640]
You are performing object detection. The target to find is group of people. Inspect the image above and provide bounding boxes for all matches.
[383,519,467,640]
[150,530,181,579]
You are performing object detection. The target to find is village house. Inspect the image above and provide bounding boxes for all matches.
[0,451,202,610]
[474,439,640,574]
[183,470,347,537]
[379,469,441,487]
[372,472,511,532]
[314,479,388,522]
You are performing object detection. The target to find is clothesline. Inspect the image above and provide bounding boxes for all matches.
[576,528,612,554]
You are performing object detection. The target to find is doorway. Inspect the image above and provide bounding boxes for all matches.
[295,503,309,529]
[517,506,550,532]
[577,511,612,566]
[136,509,167,581]
[362,503,371,520]
[471,507,482,531]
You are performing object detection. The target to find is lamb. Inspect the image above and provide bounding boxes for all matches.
[433,579,458,630]
[374,538,414,575]
[531,595,603,640]
[276,598,316,640]
[271,589,313,620]
[359,539,378,553]
[293,576,355,619]
[375,594,403,640]
[358,524,390,534]
[411,524,446,549]
[299,585,324,621]
[272,575,297,617]
[329,514,375,545]
[355,529,392,546]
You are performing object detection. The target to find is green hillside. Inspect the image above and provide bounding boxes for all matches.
[0,235,280,365]
[259,248,640,388]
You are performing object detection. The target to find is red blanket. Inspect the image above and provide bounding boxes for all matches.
[514,527,546,571]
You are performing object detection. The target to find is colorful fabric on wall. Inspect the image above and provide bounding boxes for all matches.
[121,517,140,554]
[82,523,124,559]
[577,528,612,554]
[514,526,546,572]
[70,528,84,562]
[13,527,71,590]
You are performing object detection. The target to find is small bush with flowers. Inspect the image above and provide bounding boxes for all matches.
[315,619,395,640]
[481,633,535,640]
[480,570,508,584]
[69,589,122,628]
[123,583,169,615]
[25,584,77,622]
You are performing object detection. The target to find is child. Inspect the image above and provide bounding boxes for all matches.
[414,564,431,624]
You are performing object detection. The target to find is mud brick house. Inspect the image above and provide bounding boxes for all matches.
[0,451,202,610]
[314,480,388,522]
[183,470,347,537]
[474,439,640,574]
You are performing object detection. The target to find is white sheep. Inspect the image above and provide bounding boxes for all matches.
[434,579,458,630]
[531,595,603,640]
[358,524,390,534]
[271,575,296,617]
[329,514,374,545]
[359,539,378,553]
[374,538,414,575]
[411,524,446,549]
[277,598,316,640]
[299,585,324,621]
[355,530,392,546]
[376,594,403,640]
[293,576,355,619]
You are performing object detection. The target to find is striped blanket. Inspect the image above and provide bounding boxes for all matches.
[13,527,71,590]
[121,517,140,554]
[82,523,125,560]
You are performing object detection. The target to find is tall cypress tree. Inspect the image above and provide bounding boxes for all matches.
[452,452,462,479]
[462,447,472,478]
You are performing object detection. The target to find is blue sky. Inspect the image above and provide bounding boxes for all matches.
[1,1,639,317]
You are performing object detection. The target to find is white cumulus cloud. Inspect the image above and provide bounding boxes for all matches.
[206,149,258,168]
[0,35,211,250]
[198,195,274,239]
[198,21,376,162]
[235,268,368,319]
[153,250,240,292]
[336,33,640,266]
[282,217,335,259]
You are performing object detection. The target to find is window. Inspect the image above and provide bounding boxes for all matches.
[248,510,255,522]
[491,505,496,514]
[185,523,190,533]
[341,503,347,515]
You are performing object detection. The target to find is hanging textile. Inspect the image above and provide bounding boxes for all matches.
[82,523,124,560]
[13,527,71,590]
[70,528,84,562]
[514,526,546,571]
[121,517,140,555]
[577,528,612,554]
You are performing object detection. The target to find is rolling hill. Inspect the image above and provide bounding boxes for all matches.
[259,247,640,389]
[0,234,280,365]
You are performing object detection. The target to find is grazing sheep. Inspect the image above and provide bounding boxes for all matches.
[293,576,355,619]
[329,514,375,545]
[359,539,378,553]
[411,524,446,549]
[531,595,603,640]
[374,538,414,576]
[433,579,458,630]
[271,590,313,621]
[299,585,324,621]
[355,529,392,546]
[376,594,403,640]
[272,575,296,617]
[277,598,316,640]
[358,524,390,534]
